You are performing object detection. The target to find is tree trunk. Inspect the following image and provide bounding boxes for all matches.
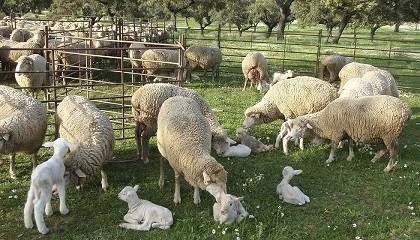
[265,25,275,38]
[331,12,354,44]
[394,22,400,32]
[369,24,381,41]
[324,25,333,43]
[276,7,288,40]
[171,13,177,31]
[184,17,189,28]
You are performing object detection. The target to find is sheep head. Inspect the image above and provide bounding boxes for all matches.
[118,185,140,203]
[0,132,10,151]
[282,166,302,182]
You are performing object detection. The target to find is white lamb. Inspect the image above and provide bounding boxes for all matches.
[24,138,77,235]
[275,119,302,155]
[118,185,173,231]
[276,166,310,205]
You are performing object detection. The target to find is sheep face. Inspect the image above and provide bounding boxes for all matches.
[212,136,230,156]
[0,133,10,152]
[118,185,139,203]
[242,112,270,129]
[218,194,248,224]
[282,166,302,182]
[235,128,247,139]
[287,117,311,144]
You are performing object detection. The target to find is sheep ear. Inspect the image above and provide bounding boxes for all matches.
[75,169,87,178]
[133,185,139,191]
[306,123,313,129]
[294,170,303,175]
[42,141,54,147]
[203,171,211,185]
[2,133,10,141]
[236,196,244,201]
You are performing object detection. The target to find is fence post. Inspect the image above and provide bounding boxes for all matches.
[315,29,322,78]
[177,35,185,87]
[217,24,221,49]
[352,28,357,60]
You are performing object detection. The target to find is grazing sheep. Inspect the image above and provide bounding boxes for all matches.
[338,62,378,91]
[24,138,76,235]
[271,69,295,86]
[320,55,353,82]
[242,76,339,129]
[131,83,229,164]
[140,49,185,82]
[276,166,310,205]
[56,95,115,190]
[0,85,47,179]
[235,127,272,153]
[241,52,270,92]
[15,54,50,100]
[118,185,173,231]
[157,96,227,204]
[287,95,411,172]
[184,45,222,82]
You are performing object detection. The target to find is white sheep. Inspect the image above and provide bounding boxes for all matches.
[128,42,146,81]
[184,45,222,82]
[131,83,230,164]
[0,40,44,71]
[241,52,270,92]
[320,55,353,82]
[140,49,185,82]
[235,127,272,153]
[219,137,252,158]
[276,166,310,205]
[15,53,50,100]
[157,96,227,204]
[243,76,339,129]
[0,85,47,179]
[271,69,295,86]
[10,28,32,42]
[287,95,411,172]
[118,185,173,231]
[56,95,115,190]
[24,138,77,235]
[338,62,379,91]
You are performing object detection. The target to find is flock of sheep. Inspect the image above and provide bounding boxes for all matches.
[0,18,413,235]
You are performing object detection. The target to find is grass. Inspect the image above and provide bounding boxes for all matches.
[1,23,420,240]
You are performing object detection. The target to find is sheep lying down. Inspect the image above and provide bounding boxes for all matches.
[219,137,252,157]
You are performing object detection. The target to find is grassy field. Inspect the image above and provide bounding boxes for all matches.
[1,23,420,240]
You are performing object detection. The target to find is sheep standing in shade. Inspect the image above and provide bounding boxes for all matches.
[241,52,270,92]
[24,138,77,235]
[235,127,272,153]
[287,95,411,172]
[184,45,222,82]
[157,96,227,205]
[0,85,47,179]
[118,185,173,231]
[320,55,353,82]
[276,166,310,205]
[140,49,185,82]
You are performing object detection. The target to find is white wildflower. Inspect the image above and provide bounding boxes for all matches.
[249,215,255,219]
[212,229,216,234]
[256,205,260,209]
[352,223,357,228]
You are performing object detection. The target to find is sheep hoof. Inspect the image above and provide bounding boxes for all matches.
[60,208,69,215]
[142,158,150,164]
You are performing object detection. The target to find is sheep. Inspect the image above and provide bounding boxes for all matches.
[131,83,229,164]
[118,185,173,231]
[0,40,43,71]
[56,95,115,190]
[156,96,228,205]
[0,85,48,179]
[242,76,339,129]
[24,138,77,235]
[320,55,353,82]
[276,166,310,205]
[14,53,50,100]
[219,137,252,158]
[271,69,295,86]
[241,52,270,92]
[128,42,146,69]
[184,45,222,82]
[10,28,33,42]
[338,62,379,91]
[287,95,411,172]
[55,41,90,84]
[140,49,185,82]
[235,127,272,153]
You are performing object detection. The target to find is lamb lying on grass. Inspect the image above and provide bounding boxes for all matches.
[118,185,173,231]
[235,127,272,153]
[24,138,77,235]
[276,166,310,205]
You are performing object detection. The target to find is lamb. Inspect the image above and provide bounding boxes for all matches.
[56,95,115,190]
[15,54,50,100]
[320,55,353,82]
[242,76,339,129]
[140,49,185,82]
[118,185,173,231]
[241,52,270,92]
[156,96,227,204]
[338,62,379,91]
[235,127,272,153]
[287,95,411,172]
[24,138,77,235]
[184,45,222,82]
[131,83,229,164]
[276,166,310,205]
[0,85,47,179]
[219,137,252,158]
[271,69,295,86]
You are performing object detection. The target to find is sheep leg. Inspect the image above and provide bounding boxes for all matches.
[9,154,17,179]
[274,132,282,149]
[193,186,201,205]
[173,171,182,204]
[119,222,151,231]
[100,168,108,191]
[326,142,338,164]
[159,157,166,188]
[24,186,35,229]
[31,152,39,169]
[282,135,290,155]
[242,78,248,91]
[34,189,51,234]
[384,143,397,172]
[56,181,69,215]
[371,147,388,163]
[299,137,304,150]
[346,139,355,161]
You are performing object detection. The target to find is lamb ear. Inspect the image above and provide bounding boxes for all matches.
[75,169,87,178]
[133,185,139,191]
[236,196,244,201]
[203,171,211,185]
[294,170,303,175]
[3,133,10,141]
[306,123,313,129]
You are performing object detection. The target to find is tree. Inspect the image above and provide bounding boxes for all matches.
[249,0,281,38]
[148,0,197,30]
[214,0,258,36]
[274,0,295,40]
[183,0,225,34]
